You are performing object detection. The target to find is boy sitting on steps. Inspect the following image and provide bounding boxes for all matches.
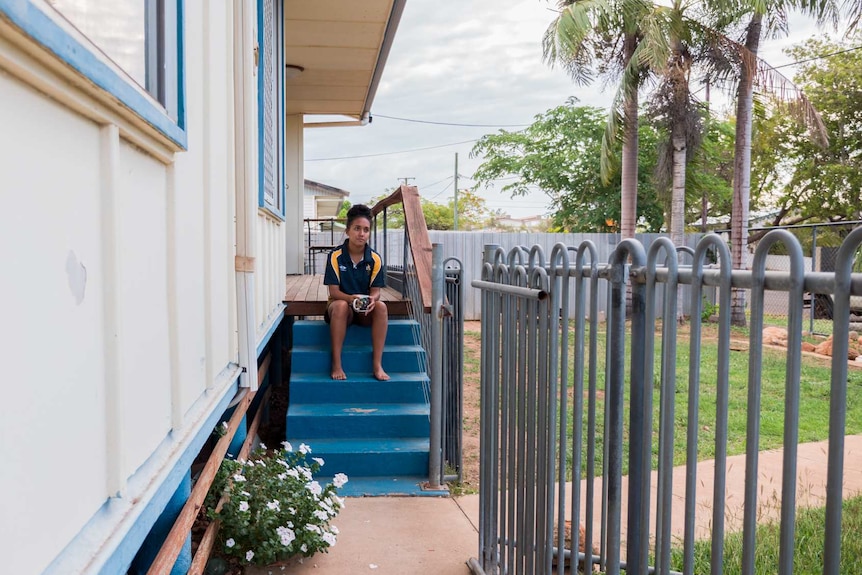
[323,204,389,381]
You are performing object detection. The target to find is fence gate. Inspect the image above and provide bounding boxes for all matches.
[469,229,862,575]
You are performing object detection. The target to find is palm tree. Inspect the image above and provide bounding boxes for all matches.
[705,0,835,326]
[544,0,653,239]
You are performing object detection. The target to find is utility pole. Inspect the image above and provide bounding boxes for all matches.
[453,153,459,231]
[398,177,415,186]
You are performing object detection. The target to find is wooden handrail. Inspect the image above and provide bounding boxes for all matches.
[372,185,433,313]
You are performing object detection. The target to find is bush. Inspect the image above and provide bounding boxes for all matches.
[209,442,347,566]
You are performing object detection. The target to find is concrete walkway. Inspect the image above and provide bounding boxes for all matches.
[249,435,862,575]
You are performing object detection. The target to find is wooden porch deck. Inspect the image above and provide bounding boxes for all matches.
[283,274,410,317]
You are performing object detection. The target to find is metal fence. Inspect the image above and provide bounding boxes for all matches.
[739,221,862,334]
[469,228,862,575]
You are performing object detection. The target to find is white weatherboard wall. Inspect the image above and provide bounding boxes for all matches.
[0,2,288,573]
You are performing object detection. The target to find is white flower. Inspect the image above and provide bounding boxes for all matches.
[299,443,311,455]
[241,490,251,497]
[246,550,255,562]
[257,460,266,468]
[267,500,281,511]
[312,457,325,467]
[225,538,235,548]
[259,442,267,450]
[239,501,250,512]
[276,525,296,547]
[321,531,337,547]
[306,523,321,534]
[288,507,296,515]
[331,525,339,534]
[300,467,313,480]
[333,473,349,488]
[314,509,329,521]
[282,441,293,451]
[286,468,300,479]
[305,480,323,496]
[233,474,246,483]
[245,460,254,467]
[300,543,308,553]
[278,473,287,481]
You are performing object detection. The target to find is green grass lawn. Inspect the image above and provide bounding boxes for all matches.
[670,495,862,574]
[559,322,862,478]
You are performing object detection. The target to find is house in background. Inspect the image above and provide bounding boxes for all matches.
[0,1,404,573]
[304,179,350,225]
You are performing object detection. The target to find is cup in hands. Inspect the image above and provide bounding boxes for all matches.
[352,295,372,313]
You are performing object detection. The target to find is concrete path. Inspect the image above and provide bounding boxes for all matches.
[248,435,862,574]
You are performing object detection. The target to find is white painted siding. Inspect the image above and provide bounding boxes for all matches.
[0,2,270,572]
[0,71,109,574]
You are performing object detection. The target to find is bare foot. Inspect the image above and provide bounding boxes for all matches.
[331,367,347,380]
[373,367,389,381]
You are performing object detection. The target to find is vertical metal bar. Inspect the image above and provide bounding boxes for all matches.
[624,240,649,575]
[479,245,497,572]
[383,206,388,266]
[524,266,538,575]
[775,233,805,575]
[605,248,630,575]
[429,245,444,489]
[809,225,817,334]
[583,242,600,573]
[601,275,613,572]
[823,227,862,575]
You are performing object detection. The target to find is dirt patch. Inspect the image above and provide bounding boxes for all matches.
[458,324,483,493]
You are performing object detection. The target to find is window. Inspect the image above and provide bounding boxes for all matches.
[2,0,187,147]
[258,0,285,218]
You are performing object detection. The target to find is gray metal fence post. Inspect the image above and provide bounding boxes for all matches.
[429,243,444,490]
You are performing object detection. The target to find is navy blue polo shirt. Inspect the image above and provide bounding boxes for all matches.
[323,239,385,298]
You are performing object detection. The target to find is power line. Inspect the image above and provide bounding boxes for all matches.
[374,114,531,128]
[772,44,862,69]
[305,138,479,161]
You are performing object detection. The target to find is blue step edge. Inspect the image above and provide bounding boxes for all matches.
[322,475,450,497]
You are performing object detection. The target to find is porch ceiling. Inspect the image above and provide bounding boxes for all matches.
[283,0,404,119]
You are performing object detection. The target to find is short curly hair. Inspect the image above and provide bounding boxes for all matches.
[346,204,373,228]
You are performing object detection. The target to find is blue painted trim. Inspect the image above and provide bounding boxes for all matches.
[256,0,286,219]
[0,0,187,149]
[256,0,265,212]
[260,203,286,222]
[256,304,286,357]
[176,0,187,132]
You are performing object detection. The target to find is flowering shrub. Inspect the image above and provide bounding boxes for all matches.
[208,442,348,566]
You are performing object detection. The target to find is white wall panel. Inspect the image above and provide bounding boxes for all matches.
[256,213,286,336]
[116,141,172,476]
[170,5,208,417]
[0,74,108,574]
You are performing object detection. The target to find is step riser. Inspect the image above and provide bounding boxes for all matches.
[292,320,419,347]
[291,348,425,373]
[290,380,428,404]
[287,413,429,439]
[309,451,429,477]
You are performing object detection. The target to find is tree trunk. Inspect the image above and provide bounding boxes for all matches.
[619,35,639,240]
[730,14,762,327]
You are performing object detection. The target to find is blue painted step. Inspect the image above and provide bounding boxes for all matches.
[288,403,429,438]
[292,319,419,347]
[289,372,429,404]
[299,438,429,476]
[287,319,444,496]
[291,344,425,374]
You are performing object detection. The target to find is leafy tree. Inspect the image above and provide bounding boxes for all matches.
[758,35,862,225]
[447,188,490,231]
[471,101,665,232]
[544,0,653,239]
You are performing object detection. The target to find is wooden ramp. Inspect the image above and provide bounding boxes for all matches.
[284,275,410,317]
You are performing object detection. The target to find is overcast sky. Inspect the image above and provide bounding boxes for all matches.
[303,1,827,219]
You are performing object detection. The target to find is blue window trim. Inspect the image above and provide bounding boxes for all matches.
[0,0,188,150]
[257,0,286,222]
